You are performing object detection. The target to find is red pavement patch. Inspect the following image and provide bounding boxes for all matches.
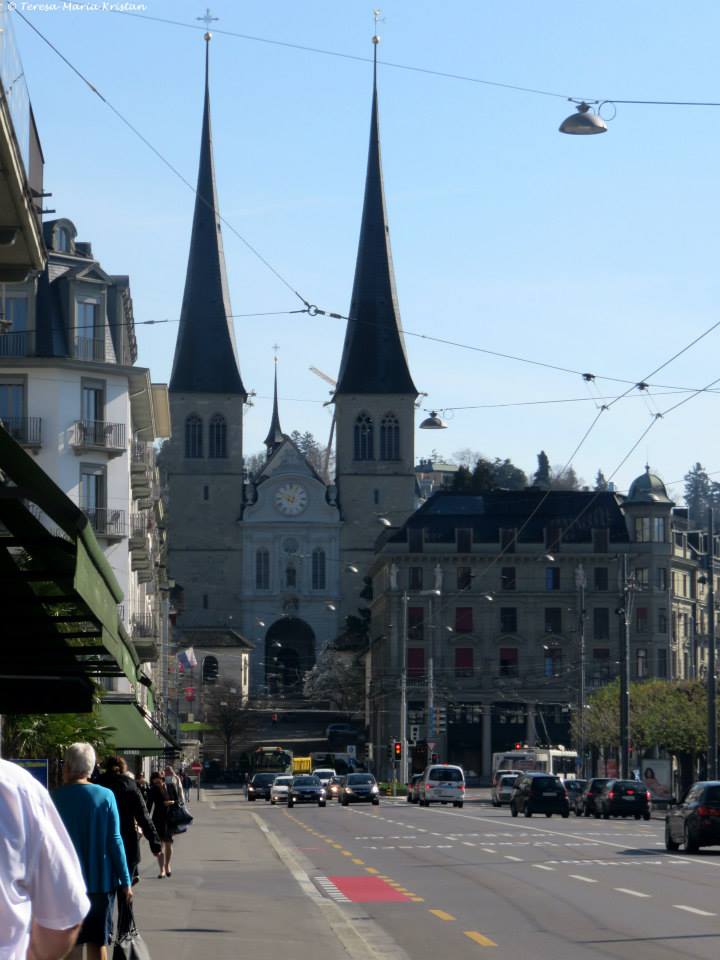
[327,876,411,902]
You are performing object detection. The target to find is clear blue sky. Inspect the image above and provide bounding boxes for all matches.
[14,0,720,500]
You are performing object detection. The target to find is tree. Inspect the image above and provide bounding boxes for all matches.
[303,646,365,713]
[550,464,582,490]
[594,470,608,491]
[533,451,551,489]
[450,456,526,494]
[453,449,484,468]
[204,681,260,767]
[492,458,527,490]
[684,462,711,527]
[243,450,266,479]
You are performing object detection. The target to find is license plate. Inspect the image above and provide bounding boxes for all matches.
[622,796,635,801]
[542,791,557,797]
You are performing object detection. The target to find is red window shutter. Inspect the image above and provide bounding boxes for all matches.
[455,648,473,669]
[455,607,473,633]
[407,647,425,678]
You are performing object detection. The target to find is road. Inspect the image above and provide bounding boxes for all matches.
[251,794,720,959]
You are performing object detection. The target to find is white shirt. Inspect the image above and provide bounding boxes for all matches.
[0,759,90,960]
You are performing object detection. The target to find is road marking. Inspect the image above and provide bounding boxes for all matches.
[673,905,717,916]
[569,875,597,883]
[463,842,476,847]
[614,888,651,898]
[504,855,522,862]
[352,858,365,865]
[533,864,554,871]
[464,931,497,947]
[430,909,456,921]
[365,867,379,874]
[340,850,352,857]
[481,847,496,853]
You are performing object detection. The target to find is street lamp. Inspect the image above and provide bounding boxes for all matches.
[617,556,636,779]
[419,410,448,430]
[559,101,608,135]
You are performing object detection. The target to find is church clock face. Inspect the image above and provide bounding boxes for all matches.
[274,482,308,516]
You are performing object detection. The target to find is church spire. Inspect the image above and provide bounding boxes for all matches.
[264,353,285,458]
[169,33,246,395]
[335,34,416,396]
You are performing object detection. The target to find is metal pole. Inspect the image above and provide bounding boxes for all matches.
[427,595,435,744]
[575,564,586,778]
[620,555,632,779]
[400,591,408,788]
[707,507,717,779]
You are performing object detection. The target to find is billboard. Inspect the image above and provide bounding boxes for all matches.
[641,759,672,801]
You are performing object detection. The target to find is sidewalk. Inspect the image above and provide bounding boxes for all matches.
[129,789,366,960]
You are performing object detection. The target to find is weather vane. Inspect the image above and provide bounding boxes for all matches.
[272,343,280,362]
[197,7,219,31]
[372,8,384,46]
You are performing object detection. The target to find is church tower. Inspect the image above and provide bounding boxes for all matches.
[335,37,418,617]
[163,33,247,627]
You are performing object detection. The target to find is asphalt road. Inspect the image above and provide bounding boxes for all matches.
[253,795,720,959]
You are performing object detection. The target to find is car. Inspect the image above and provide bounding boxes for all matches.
[270,774,293,805]
[340,772,380,806]
[288,775,327,807]
[312,768,336,787]
[326,723,362,740]
[407,773,424,803]
[491,768,525,792]
[418,764,465,808]
[561,779,587,815]
[510,773,570,818]
[246,772,277,801]
[326,776,346,801]
[579,778,610,817]
[666,781,720,852]
[491,773,519,807]
[596,779,651,820]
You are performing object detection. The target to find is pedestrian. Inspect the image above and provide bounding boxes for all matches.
[98,756,163,884]
[136,770,151,806]
[163,764,186,804]
[52,743,133,960]
[148,770,179,878]
[1,757,90,960]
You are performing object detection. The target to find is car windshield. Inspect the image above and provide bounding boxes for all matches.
[313,770,334,778]
[294,776,320,786]
[347,775,375,785]
[500,776,518,787]
[614,781,643,794]
[704,786,720,802]
[588,779,609,792]
[253,774,276,785]
[530,777,560,790]
[428,767,463,782]
[274,777,292,786]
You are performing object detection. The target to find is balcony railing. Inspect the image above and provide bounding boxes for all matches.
[0,416,41,446]
[74,337,106,362]
[131,612,158,639]
[72,419,126,454]
[82,507,126,539]
[0,330,31,357]
[131,440,153,467]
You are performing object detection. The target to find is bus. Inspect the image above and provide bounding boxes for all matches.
[492,748,578,780]
[252,746,293,775]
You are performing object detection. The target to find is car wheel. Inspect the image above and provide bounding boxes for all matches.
[684,824,700,853]
[510,803,518,817]
[319,800,326,808]
[372,798,379,806]
[634,813,641,820]
[248,796,255,802]
[665,822,680,851]
[342,798,349,807]
[584,807,591,817]
[603,810,610,820]
[287,800,294,808]
[524,807,532,818]
[561,810,569,819]
[423,798,431,808]
[545,813,552,818]
[643,811,651,821]
[406,793,413,803]
[457,801,464,808]
[271,799,276,805]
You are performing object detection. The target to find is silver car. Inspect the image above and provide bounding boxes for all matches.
[491,773,519,806]
[270,774,293,805]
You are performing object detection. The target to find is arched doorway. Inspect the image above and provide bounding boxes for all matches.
[265,618,315,698]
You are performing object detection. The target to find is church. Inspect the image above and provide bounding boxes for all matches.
[161,32,420,701]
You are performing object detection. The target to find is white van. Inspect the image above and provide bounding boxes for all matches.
[312,768,336,786]
[419,764,465,808]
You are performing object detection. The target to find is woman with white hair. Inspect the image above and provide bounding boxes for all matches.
[52,743,132,960]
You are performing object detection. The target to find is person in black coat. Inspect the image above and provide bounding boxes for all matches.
[98,756,162,884]
[148,771,179,877]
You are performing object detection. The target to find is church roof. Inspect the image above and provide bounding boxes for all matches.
[169,38,246,396]
[335,47,416,397]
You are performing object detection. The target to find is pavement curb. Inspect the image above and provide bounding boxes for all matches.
[251,812,411,960]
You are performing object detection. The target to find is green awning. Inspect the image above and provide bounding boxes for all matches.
[99,701,172,754]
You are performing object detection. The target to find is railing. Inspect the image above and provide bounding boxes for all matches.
[0,330,31,357]
[0,416,41,446]
[131,440,153,467]
[74,337,106,362]
[130,512,151,538]
[0,5,31,174]
[131,613,158,639]
[82,507,126,539]
[72,419,126,451]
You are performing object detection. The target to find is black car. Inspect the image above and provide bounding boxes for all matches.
[510,773,569,818]
[580,778,610,817]
[341,773,380,806]
[407,773,423,803]
[596,780,651,820]
[666,780,720,852]
[246,772,277,801]
[288,775,326,807]
[562,779,587,816]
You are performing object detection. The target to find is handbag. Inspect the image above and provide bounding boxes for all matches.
[168,801,193,833]
[113,899,152,960]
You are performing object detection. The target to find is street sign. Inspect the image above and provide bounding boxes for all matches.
[346,744,357,758]
[191,761,202,775]
[426,741,436,753]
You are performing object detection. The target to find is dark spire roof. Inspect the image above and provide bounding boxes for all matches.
[335,42,417,397]
[169,37,245,396]
[264,357,285,457]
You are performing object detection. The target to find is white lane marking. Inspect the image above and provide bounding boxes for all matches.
[481,847,497,853]
[569,875,597,883]
[614,888,651,898]
[505,855,522,862]
[673,905,717,917]
[533,864,555,871]
[462,842,476,847]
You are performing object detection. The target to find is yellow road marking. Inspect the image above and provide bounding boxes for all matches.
[332,843,342,848]
[410,897,425,902]
[341,851,353,857]
[464,931,497,948]
[430,909,456,921]
[352,859,365,865]
[366,867,379,874]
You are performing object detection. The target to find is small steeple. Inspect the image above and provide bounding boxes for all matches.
[335,33,417,396]
[264,352,285,458]
[169,32,246,396]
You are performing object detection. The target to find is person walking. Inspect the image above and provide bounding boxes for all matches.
[148,771,179,878]
[98,756,163,884]
[1,757,90,960]
[52,743,133,960]
[163,764,186,804]
[135,771,151,806]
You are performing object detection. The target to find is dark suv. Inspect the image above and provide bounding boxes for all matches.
[510,773,569,818]
[666,781,720,852]
[596,780,651,820]
[580,778,610,817]
[246,772,277,801]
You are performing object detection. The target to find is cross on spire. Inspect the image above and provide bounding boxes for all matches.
[197,7,218,30]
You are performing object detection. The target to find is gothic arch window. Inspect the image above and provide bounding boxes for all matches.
[185,414,203,458]
[256,548,270,590]
[380,412,400,460]
[354,412,374,461]
[208,413,227,459]
[312,547,326,590]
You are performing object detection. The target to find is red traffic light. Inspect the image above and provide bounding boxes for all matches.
[393,741,402,759]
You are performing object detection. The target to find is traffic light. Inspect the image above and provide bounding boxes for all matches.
[393,740,402,760]
[434,706,447,733]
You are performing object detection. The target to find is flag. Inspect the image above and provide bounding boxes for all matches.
[178,647,198,670]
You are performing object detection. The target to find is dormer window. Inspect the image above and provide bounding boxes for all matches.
[55,226,72,253]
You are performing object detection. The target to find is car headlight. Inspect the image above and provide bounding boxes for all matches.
[248,786,255,792]
[345,788,353,794]
[371,785,379,793]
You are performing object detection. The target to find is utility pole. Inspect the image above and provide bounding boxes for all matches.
[707,507,717,779]
[575,564,587,778]
[399,591,408,791]
[620,555,634,780]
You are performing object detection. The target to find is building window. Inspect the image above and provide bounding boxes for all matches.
[379,412,400,460]
[545,608,562,634]
[373,489,380,505]
[657,647,668,678]
[657,567,668,590]
[457,566,472,590]
[456,528,472,553]
[594,567,609,591]
[76,300,104,361]
[501,567,516,590]
[455,647,474,678]
[654,517,667,542]
[353,412,374,460]
[636,648,648,679]
[545,526,562,553]
[500,607,517,634]
[409,566,423,591]
[255,549,270,590]
[80,464,106,530]
[455,607,473,633]
[407,647,425,679]
[55,225,71,252]
[408,607,424,641]
[636,607,649,633]
[312,548,326,590]
[0,293,29,355]
[658,609,667,633]
[203,484,209,501]
[185,414,203,458]
[500,528,516,553]
[499,647,519,677]
[0,379,25,428]
[208,413,227,458]
[202,593,209,609]
[634,516,667,543]
[544,646,562,677]
[591,648,610,682]
[593,528,609,553]
[593,608,610,640]
[408,528,424,552]
[202,655,219,683]
[285,562,297,589]
[545,567,560,591]
[635,567,649,590]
